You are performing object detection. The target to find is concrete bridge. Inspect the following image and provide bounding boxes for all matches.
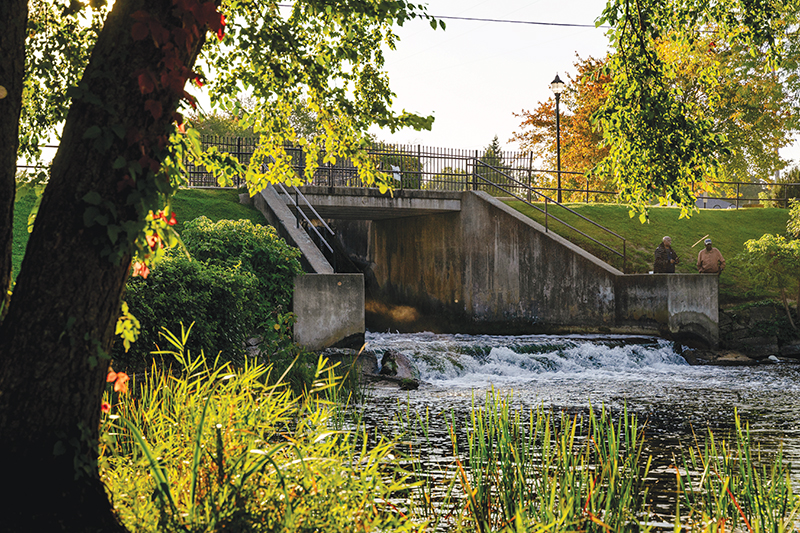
[247,185,719,351]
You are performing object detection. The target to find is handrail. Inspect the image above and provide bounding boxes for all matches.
[276,183,334,255]
[291,184,335,236]
[472,160,627,271]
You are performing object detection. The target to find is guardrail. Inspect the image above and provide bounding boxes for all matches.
[473,160,627,272]
[274,183,337,270]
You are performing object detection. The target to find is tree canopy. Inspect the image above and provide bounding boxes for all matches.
[0,0,440,530]
[597,0,800,220]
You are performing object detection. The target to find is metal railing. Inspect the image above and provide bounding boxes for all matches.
[473,160,627,272]
[275,183,337,270]
[18,138,799,209]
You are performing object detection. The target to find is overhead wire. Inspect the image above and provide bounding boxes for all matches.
[275,4,607,29]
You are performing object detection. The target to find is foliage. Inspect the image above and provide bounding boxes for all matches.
[511,56,612,198]
[789,198,800,238]
[676,411,800,532]
[370,141,424,189]
[475,135,511,196]
[200,1,442,194]
[116,254,261,369]
[738,234,800,328]
[658,34,798,187]
[425,166,470,191]
[116,217,304,372]
[458,396,651,531]
[597,0,800,219]
[764,166,800,207]
[18,0,108,166]
[101,333,418,532]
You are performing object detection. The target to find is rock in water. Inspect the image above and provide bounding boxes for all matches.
[379,349,419,381]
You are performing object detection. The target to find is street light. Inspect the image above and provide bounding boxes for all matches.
[550,73,566,203]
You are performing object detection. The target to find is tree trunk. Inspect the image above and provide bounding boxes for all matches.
[0,0,27,318]
[0,0,208,529]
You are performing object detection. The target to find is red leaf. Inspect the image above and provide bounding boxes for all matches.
[144,99,163,120]
[168,212,177,226]
[217,14,226,40]
[131,21,149,41]
[137,72,156,95]
[132,261,150,279]
[114,373,130,393]
[193,75,204,87]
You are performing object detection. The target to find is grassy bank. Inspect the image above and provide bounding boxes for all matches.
[505,201,791,304]
[11,186,261,283]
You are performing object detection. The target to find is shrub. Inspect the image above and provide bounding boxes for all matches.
[115,217,304,372]
[118,256,261,369]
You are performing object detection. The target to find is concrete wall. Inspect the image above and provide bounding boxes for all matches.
[615,274,719,344]
[293,273,365,351]
[361,191,718,346]
[248,188,366,351]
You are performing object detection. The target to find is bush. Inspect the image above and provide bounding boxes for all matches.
[115,217,304,372]
[117,256,260,370]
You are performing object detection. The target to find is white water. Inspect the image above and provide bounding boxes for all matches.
[365,331,800,460]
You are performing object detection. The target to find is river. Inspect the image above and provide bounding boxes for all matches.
[359,331,800,523]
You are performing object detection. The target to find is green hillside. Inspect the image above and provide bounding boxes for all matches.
[504,200,791,305]
[11,186,263,283]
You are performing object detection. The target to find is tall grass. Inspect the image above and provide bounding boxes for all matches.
[100,337,800,532]
[100,327,420,532]
[446,395,651,532]
[676,411,800,532]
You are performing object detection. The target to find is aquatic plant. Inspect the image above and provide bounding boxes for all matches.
[99,327,419,532]
[676,411,800,532]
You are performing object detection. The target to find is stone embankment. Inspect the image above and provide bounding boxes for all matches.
[682,303,800,365]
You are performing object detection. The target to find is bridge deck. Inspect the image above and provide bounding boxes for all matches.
[289,186,462,220]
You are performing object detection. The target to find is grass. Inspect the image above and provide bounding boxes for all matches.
[10,185,262,283]
[101,329,415,532]
[504,201,791,304]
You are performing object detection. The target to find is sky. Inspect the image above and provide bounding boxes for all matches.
[368,0,609,152]
[367,0,800,165]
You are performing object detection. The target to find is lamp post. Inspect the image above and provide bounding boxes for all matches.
[550,73,566,203]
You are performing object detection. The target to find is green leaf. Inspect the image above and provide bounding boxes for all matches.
[83,125,101,139]
[82,191,102,205]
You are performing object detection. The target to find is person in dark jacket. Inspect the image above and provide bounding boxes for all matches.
[654,236,679,273]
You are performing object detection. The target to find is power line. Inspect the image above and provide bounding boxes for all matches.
[275,4,605,29]
[432,15,606,29]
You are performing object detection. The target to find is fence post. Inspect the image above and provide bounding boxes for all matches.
[417,144,422,189]
[736,183,740,209]
[586,175,590,203]
[544,196,548,233]
[527,152,533,203]
[472,150,478,191]
[236,137,242,188]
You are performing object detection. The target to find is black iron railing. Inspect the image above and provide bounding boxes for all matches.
[473,160,627,272]
[18,138,800,208]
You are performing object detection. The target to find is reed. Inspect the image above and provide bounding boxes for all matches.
[675,410,800,532]
[99,327,421,532]
[445,392,652,532]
